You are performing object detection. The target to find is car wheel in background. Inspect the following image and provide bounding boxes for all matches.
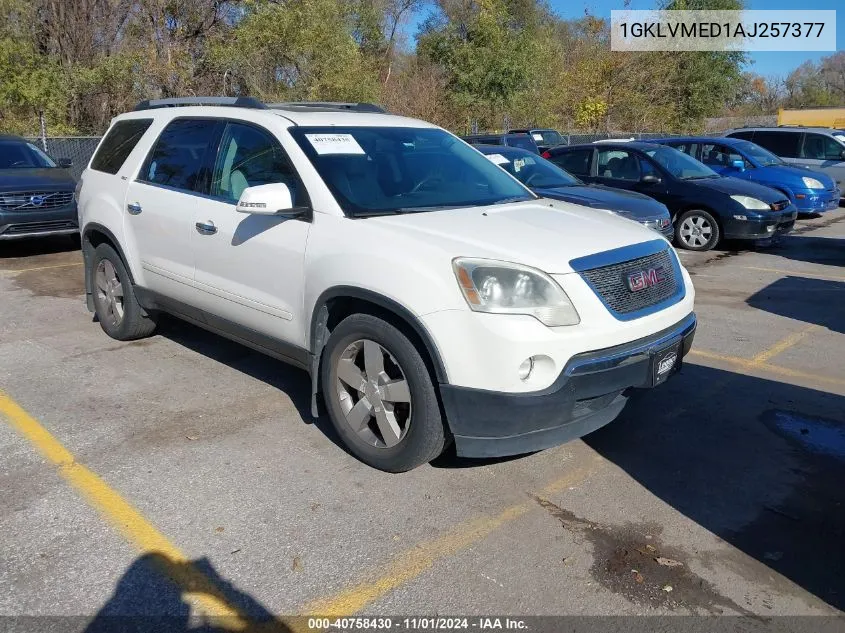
[675,209,720,251]
[321,313,447,472]
[91,243,157,341]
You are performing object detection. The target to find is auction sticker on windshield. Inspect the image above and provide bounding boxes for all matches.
[485,154,510,165]
[305,133,366,155]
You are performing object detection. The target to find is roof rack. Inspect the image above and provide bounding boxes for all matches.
[134,97,266,111]
[268,102,386,113]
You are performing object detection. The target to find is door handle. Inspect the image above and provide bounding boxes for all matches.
[127,202,142,215]
[195,220,217,235]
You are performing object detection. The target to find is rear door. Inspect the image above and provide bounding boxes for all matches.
[191,120,311,348]
[123,118,220,299]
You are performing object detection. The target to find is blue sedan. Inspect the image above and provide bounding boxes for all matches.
[476,145,673,238]
[655,136,840,214]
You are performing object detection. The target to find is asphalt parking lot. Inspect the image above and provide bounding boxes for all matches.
[1,210,844,628]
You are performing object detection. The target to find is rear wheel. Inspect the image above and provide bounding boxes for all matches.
[91,243,157,340]
[675,209,720,251]
[321,313,446,472]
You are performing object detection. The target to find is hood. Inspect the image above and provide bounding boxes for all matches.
[755,164,836,189]
[0,168,75,191]
[691,176,788,202]
[533,184,669,220]
[365,200,667,275]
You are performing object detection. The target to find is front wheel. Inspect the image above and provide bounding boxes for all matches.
[321,314,447,472]
[675,209,720,251]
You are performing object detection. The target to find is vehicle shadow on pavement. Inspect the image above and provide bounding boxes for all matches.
[746,275,845,334]
[585,362,845,611]
[768,234,845,267]
[154,317,348,453]
[84,552,291,632]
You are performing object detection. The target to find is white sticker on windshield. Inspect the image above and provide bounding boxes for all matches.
[532,133,544,141]
[485,153,510,166]
[305,133,365,155]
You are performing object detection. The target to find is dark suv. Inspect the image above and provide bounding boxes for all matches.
[461,132,540,154]
[544,141,797,251]
[0,135,77,240]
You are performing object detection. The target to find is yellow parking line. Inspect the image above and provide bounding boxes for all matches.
[0,389,285,631]
[689,349,845,390]
[751,324,819,365]
[294,458,602,626]
[0,261,83,274]
[743,266,845,283]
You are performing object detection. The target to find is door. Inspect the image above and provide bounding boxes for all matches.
[124,118,220,298]
[798,133,845,185]
[191,121,311,348]
[699,142,749,179]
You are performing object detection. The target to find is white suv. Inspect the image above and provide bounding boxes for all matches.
[78,97,696,472]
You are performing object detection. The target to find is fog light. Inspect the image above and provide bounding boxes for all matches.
[766,224,776,232]
[518,357,534,381]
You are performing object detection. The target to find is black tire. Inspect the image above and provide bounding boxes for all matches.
[90,243,157,341]
[321,314,446,472]
[674,209,720,251]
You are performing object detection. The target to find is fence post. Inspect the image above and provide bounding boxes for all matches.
[38,111,48,152]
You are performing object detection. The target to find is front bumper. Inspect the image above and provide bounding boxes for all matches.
[0,204,78,240]
[440,313,697,458]
[792,187,840,213]
[723,207,796,241]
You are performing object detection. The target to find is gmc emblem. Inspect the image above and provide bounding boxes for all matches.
[626,266,666,292]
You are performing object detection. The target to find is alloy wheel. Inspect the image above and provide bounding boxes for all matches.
[95,259,125,327]
[335,339,412,448]
[679,215,713,248]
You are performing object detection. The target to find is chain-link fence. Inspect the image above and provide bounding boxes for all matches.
[25,137,101,181]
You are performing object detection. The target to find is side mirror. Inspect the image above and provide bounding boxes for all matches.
[235,183,306,217]
[57,157,73,168]
[641,174,661,185]
[731,159,745,171]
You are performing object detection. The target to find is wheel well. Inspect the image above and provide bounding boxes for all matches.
[82,225,134,282]
[320,296,444,386]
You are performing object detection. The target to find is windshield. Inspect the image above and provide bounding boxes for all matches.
[290,127,535,216]
[0,141,57,169]
[483,149,581,188]
[645,146,718,180]
[734,140,783,166]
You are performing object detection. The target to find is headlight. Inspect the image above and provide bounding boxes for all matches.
[802,176,824,189]
[452,258,580,327]
[730,195,770,210]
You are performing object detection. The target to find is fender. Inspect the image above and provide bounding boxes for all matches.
[81,222,135,312]
[308,286,450,417]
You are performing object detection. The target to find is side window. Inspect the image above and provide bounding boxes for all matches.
[597,149,640,181]
[639,157,659,178]
[668,142,698,159]
[140,119,218,192]
[91,119,153,174]
[800,134,844,160]
[551,149,592,176]
[700,143,741,167]
[210,122,305,205]
[728,131,755,141]
[751,131,800,158]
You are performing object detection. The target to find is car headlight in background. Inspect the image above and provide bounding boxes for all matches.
[453,258,580,326]
[730,195,770,210]
[802,176,824,190]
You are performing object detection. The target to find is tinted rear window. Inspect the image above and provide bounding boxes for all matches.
[726,131,755,141]
[550,149,592,176]
[505,135,538,153]
[91,119,153,174]
[749,131,801,158]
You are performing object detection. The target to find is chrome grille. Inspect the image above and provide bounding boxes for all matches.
[580,249,679,316]
[0,191,74,211]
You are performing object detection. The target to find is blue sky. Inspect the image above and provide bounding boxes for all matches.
[410,0,841,78]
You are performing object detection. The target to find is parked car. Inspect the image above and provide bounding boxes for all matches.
[723,126,845,192]
[544,141,797,251]
[78,97,696,471]
[506,128,565,153]
[0,134,78,241]
[654,136,840,214]
[461,132,540,154]
[477,145,672,238]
